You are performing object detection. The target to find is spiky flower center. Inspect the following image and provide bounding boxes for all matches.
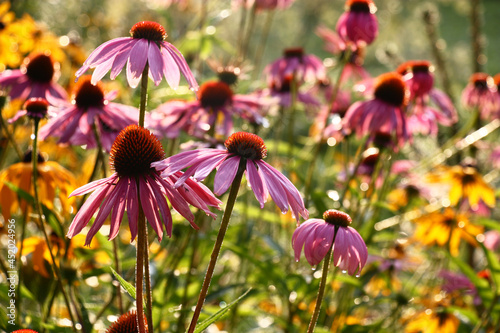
[411,61,432,73]
[198,81,233,109]
[110,125,165,178]
[106,310,146,333]
[74,76,105,109]
[130,21,166,41]
[225,132,267,160]
[470,73,492,90]
[24,54,55,83]
[323,209,352,227]
[347,0,375,13]
[374,72,408,107]
[284,47,304,59]
[24,97,49,119]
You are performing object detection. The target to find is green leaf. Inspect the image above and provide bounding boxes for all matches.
[192,288,252,333]
[3,181,34,205]
[110,267,136,300]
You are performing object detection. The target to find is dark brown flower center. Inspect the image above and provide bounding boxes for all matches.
[22,149,45,163]
[24,54,55,83]
[284,47,304,59]
[271,75,294,93]
[130,21,166,41]
[106,310,146,333]
[347,0,374,13]
[73,76,105,109]
[323,209,352,227]
[24,97,49,118]
[198,81,233,109]
[374,72,408,107]
[470,73,491,90]
[110,125,165,178]
[225,132,267,160]
[411,61,432,73]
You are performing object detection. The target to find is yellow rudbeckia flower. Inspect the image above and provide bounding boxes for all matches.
[0,151,77,221]
[405,310,459,333]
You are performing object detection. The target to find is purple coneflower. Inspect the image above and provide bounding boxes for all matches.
[397,60,457,136]
[336,0,378,46]
[292,209,367,275]
[152,131,308,223]
[0,53,67,104]
[39,76,138,152]
[67,125,221,245]
[261,75,321,109]
[9,97,53,122]
[148,81,266,138]
[76,21,198,90]
[343,72,410,148]
[461,73,500,120]
[264,47,326,89]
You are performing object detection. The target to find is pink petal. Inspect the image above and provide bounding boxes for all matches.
[69,174,118,198]
[213,156,241,196]
[162,42,198,90]
[148,42,164,86]
[147,175,173,237]
[246,160,268,208]
[109,179,129,240]
[139,178,164,240]
[160,43,181,89]
[126,39,149,88]
[127,179,139,241]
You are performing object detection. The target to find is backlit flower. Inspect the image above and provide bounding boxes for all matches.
[67,125,221,245]
[76,21,198,90]
[461,73,500,120]
[412,209,482,256]
[343,72,410,148]
[38,76,138,152]
[398,60,457,136]
[152,131,308,223]
[292,209,367,275]
[0,150,77,221]
[9,97,51,122]
[148,81,266,138]
[0,53,67,104]
[106,310,147,333]
[337,0,378,46]
[264,47,325,89]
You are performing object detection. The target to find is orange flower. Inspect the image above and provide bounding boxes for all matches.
[412,209,482,256]
[405,310,459,333]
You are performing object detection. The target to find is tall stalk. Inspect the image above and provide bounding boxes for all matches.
[187,160,246,333]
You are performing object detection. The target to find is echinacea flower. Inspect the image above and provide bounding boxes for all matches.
[9,97,52,122]
[397,60,457,136]
[0,150,77,221]
[343,72,410,148]
[0,53,67,104]
[292,209,367,275]
[336,0,378,46]
[76,21,198,90]
[264,47,326,89]
[412,208,482,256]
[152,131,308,222]
[67,125,221,245]
[461,73,500,120]
[38,75,138,152]
[106,310,147,333]
[148,80,266,138]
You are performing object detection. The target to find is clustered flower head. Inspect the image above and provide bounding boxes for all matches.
[76,21,198,90]
[67,125,221,245]
[39,75,138,151]
[292,209,367,276]
[153,131,309,223]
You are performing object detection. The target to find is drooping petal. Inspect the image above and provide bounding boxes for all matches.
[162,42,198,90]
[148,42,164,86]
[126,39,149,88]
[127,179,139,241]
[213,156,241,196]
[246,159,268,208]
[160,43,181,89]
[147,174,173,237]
[109,178,129,240]
[139,177,164,240]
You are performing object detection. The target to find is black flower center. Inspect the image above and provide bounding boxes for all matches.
[323,209,352,227]
[130,21,166,41]
[470,73,491,90]
[411,61,432,73]
[225,132,267,160]
[74,76,105,109]
[24,97,49,119]
[198,81,233,109]
[284,47,304,59]
[25,54,55,83]
[348,0,373,13]
[110,125,165,178]
[374,72,408,107]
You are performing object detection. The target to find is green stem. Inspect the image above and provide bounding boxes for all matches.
[306,235,335,333]
[240,5,257,61]
[143,225,154,331]
[138,63,149,128]
[252,10,275,79]
[187,159,246,333]
[287,78,298,159]
[32,119,78,331]
[136,207,147,333]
